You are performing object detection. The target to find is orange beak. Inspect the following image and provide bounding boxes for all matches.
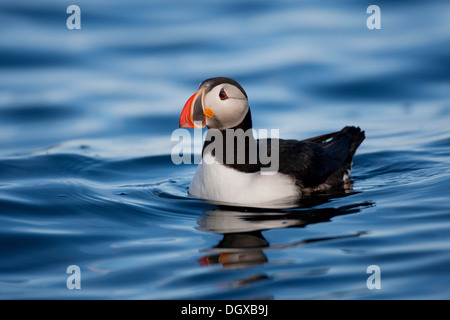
[179,87,207,129]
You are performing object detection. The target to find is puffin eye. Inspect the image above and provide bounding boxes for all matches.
[219,88,228,100]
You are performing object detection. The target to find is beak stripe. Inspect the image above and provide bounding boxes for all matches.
[179,88,206,128]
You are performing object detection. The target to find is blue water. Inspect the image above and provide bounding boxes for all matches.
[1,0,449,299]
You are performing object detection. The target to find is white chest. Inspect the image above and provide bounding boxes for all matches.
[188,153,299,206]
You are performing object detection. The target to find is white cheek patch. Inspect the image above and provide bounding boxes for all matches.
[217,100,248,127]
[204,85,249,129]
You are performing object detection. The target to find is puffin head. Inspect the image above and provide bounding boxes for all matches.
[179,77,250,130]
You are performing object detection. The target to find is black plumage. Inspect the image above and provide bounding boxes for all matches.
[203,109,365,190]
[277,126,365,188]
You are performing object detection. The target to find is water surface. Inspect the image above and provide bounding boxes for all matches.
[0,0,449,299]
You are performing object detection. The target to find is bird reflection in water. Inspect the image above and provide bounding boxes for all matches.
[197,197,373,270]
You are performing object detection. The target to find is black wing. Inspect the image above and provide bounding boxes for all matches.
[275,126,365,187]
[216,126,365,188]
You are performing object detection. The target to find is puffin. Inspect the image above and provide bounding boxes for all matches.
[179,77,365,206]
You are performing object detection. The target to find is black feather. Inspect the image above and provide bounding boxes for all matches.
[203,117,365,189]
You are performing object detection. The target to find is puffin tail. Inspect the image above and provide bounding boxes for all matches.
[322,126,365,187]
[342,126,365,160]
